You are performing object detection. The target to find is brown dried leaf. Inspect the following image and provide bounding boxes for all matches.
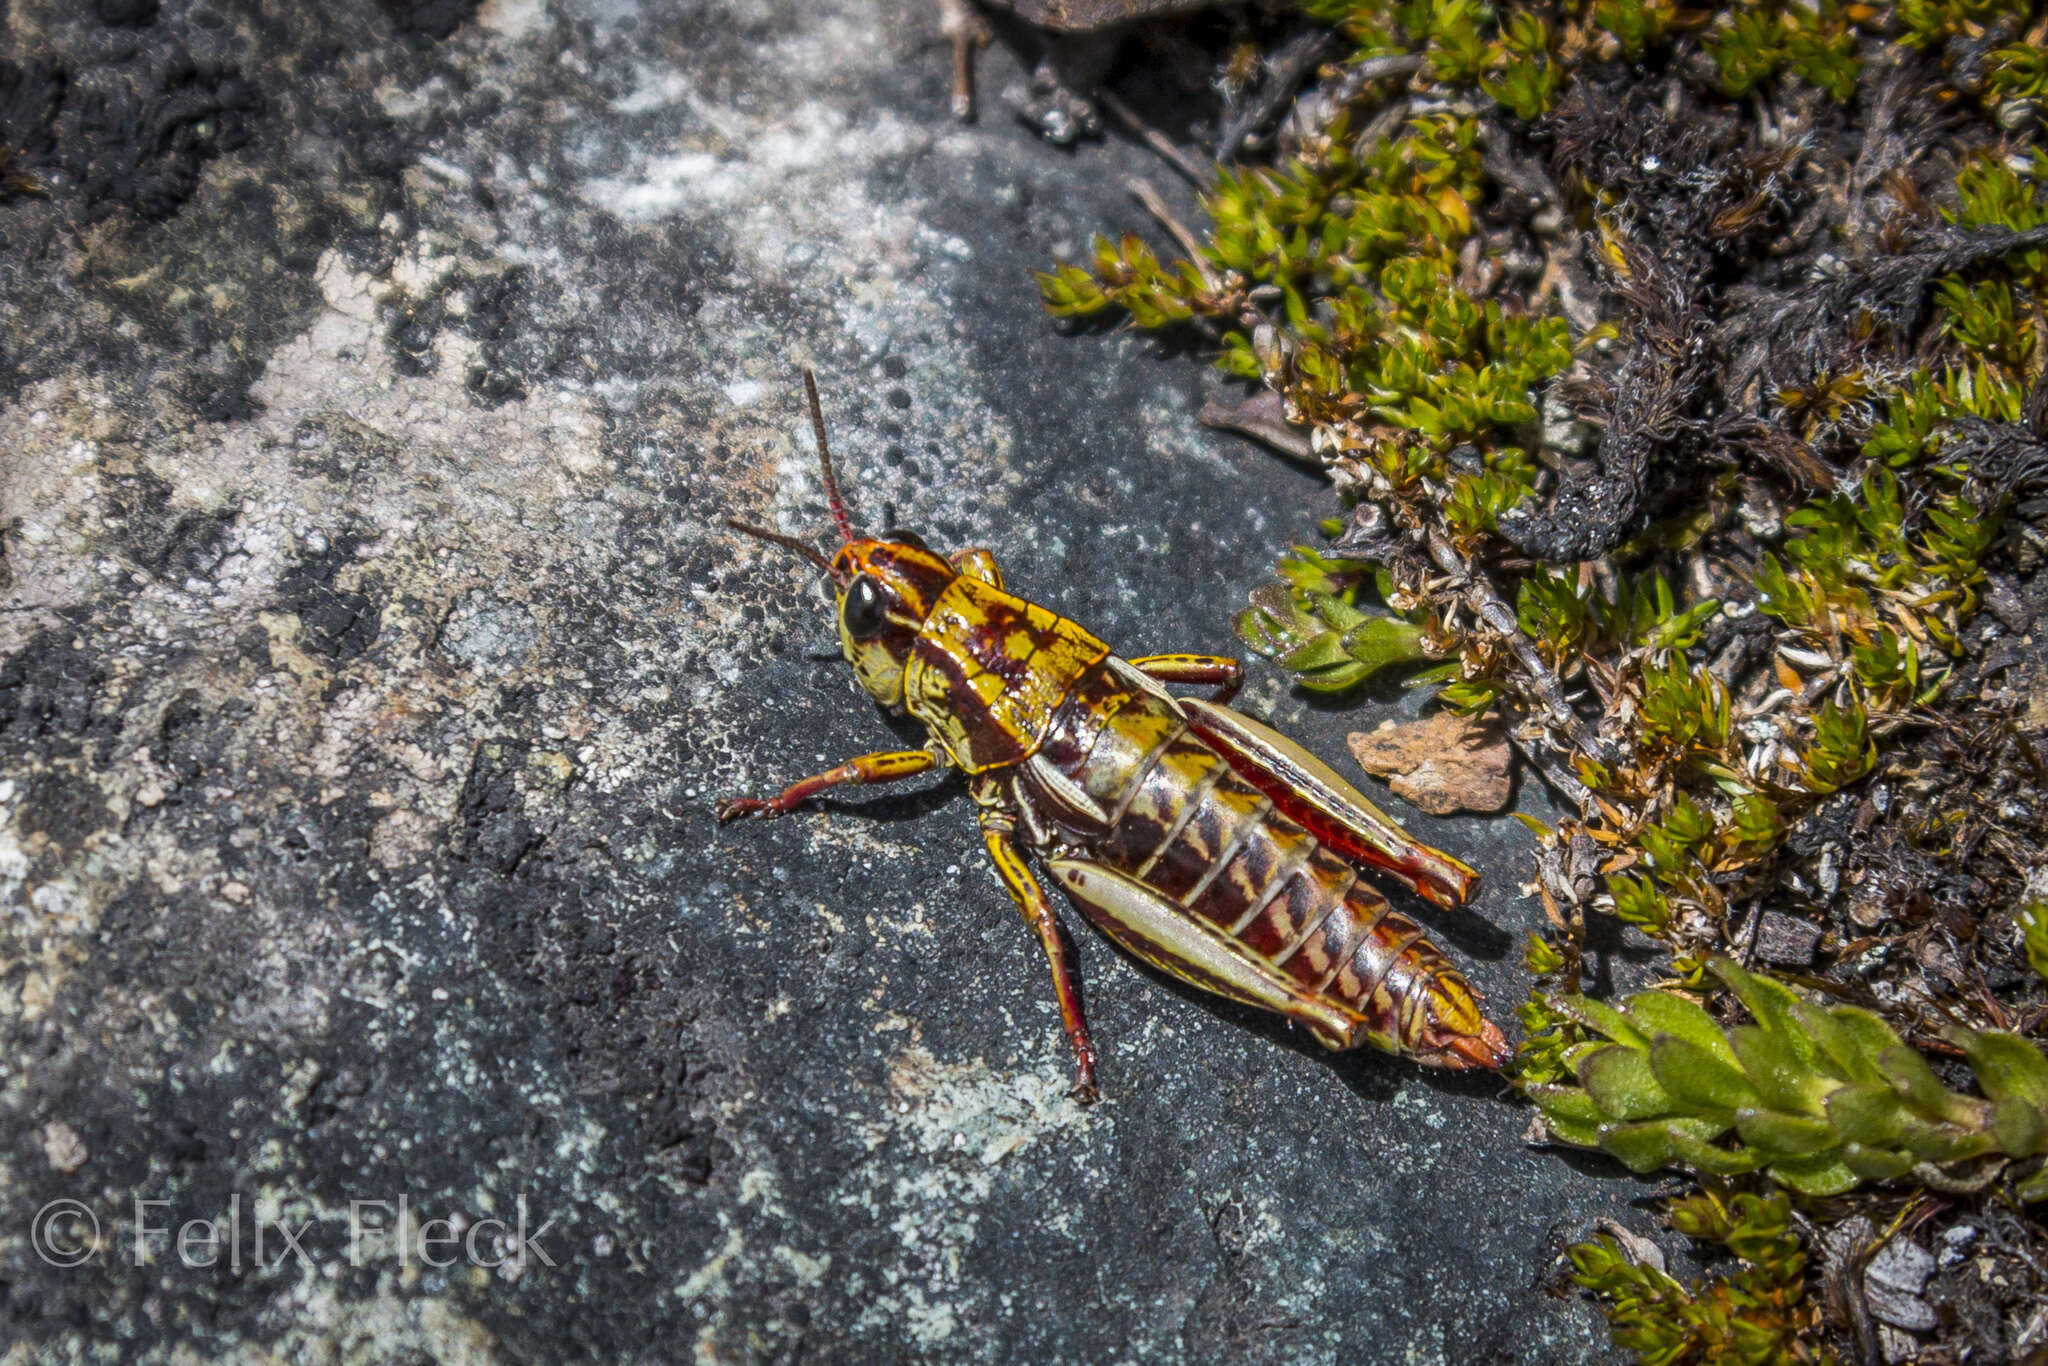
[1349,711,1513,816]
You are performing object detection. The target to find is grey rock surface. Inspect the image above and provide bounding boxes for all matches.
[1,1,1653,1361]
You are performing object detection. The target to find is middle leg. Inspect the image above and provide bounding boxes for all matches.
[979,806,1099,1102]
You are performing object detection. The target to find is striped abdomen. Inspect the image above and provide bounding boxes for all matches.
[1012,658,1487,1060]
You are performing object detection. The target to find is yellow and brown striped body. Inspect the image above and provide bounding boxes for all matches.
[882,564,1494,1065]
[724,381,1503,1080]
[1003,656,1488,1059]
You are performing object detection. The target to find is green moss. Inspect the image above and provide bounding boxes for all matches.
[1481,12,1563,118]
[1232,546,1445,691]
[1987,41,2048,111]
[1896,0,2032,48]
[1706,2,1863,101]
[1570,1186,1836,1365]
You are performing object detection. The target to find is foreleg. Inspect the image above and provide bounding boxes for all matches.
[717,749,936,821]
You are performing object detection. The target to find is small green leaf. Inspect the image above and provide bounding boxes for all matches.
[1529,1083,1605,1147]
[1646,1035,1758,1114]
[1829,1006,1906,1071]
[2020,899,2048,983]
[1790,1000,1883,1086]
[1734,1107,1836,1157]
[1947,1029,2048,1111]
[1880,1044,1980,1126]
[1580,1045,1674,1121]
[1550,995,1650,1049]
[1608,874,1671,931]
[1710,959,1816,1067]
[1826,1083,1906,1147]
[1896,1116,1996,1164]
[1339,615,1431,673]
[1625,991,1739,1066]
[1764,1151,1860,1197]
[1590,1120,1678,1173]
[1278,632,1354,674]
[1990,1097,2046,1158]
[1524,933,1565,976]
[1728,1025,1825,1116]
[1840,1141,1915,1181]
[1597,1117,1741,1173]
[1296,661,1373,693]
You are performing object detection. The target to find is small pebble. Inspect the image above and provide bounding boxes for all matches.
[41,1121,88,1174]
[1864,1238,1936,1332]
[1751,911,1822,967]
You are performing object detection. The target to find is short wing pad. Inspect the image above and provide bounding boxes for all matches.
[1177,699,1479,911]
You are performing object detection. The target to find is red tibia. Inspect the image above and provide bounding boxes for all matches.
[1263,778,1475,910]
[716,749,934,821]
[1179,704,1482,909]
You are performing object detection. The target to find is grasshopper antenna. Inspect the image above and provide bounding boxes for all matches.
[726,518,837,579]
[803,368,857,544]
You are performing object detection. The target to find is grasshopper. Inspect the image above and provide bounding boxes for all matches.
[719,373,1508,1097]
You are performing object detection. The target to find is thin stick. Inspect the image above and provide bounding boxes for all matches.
[726,518,835,578]
[951,32,976,122]
[1216,28,1342,161]
[1126,178,1217,290]
[802,368,857,543]
[937,0,989,122]
[1097,88,1213,191]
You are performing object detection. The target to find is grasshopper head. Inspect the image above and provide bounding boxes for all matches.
[829,533,955,707]
[726,370,958,709]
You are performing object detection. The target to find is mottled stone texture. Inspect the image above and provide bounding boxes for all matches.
[1,2,1648,1361]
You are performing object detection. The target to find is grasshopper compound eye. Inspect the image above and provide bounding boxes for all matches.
[842,576,887,638]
